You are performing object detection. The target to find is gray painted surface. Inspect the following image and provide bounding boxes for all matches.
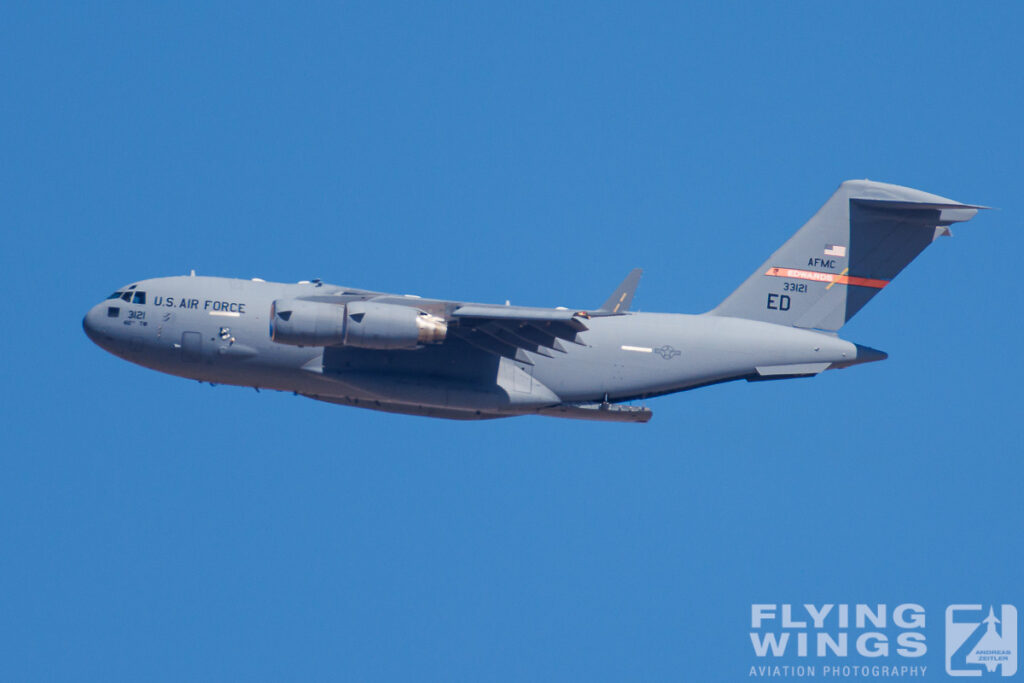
[711,180,982,330]
[82,180,983,422]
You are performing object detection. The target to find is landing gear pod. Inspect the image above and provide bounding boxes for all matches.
[270,299,447,349]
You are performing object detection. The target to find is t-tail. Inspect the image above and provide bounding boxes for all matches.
[710,180,986,331]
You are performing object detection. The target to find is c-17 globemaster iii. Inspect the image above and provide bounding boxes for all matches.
[83,180,984,422]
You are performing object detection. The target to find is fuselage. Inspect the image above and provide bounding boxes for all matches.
[83,275,880,421]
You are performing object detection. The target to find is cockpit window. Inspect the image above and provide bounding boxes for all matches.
[107,289,146,303]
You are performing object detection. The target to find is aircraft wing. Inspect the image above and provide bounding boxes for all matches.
[449,303,591,365]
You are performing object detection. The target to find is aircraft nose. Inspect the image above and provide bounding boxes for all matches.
[83,306,99,341]
[82,302,110,347]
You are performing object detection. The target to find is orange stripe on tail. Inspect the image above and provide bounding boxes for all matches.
[765,267,889,290]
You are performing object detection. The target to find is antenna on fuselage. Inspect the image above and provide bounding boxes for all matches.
[189,269,196,277]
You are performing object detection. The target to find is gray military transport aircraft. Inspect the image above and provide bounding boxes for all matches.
[83,180,983,423]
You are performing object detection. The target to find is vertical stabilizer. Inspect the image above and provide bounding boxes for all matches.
[710,180,985,331]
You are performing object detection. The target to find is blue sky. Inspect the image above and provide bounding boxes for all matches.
[2,2,1022,680]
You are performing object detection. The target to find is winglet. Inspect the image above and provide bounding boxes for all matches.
[600,268,643,313]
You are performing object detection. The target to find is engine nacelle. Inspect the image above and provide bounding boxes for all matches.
[270,299,447,349]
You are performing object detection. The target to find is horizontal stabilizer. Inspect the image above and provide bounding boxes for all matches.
[753,362,831,378]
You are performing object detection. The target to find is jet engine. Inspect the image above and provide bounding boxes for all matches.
[269,299,447,349]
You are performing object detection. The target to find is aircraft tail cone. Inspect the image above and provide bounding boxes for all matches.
[854,343,888,363]
[830,343,888,370]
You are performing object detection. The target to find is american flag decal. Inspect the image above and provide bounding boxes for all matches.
[824,244,847,257]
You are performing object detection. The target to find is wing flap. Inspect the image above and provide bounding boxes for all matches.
[450,303,590,361]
